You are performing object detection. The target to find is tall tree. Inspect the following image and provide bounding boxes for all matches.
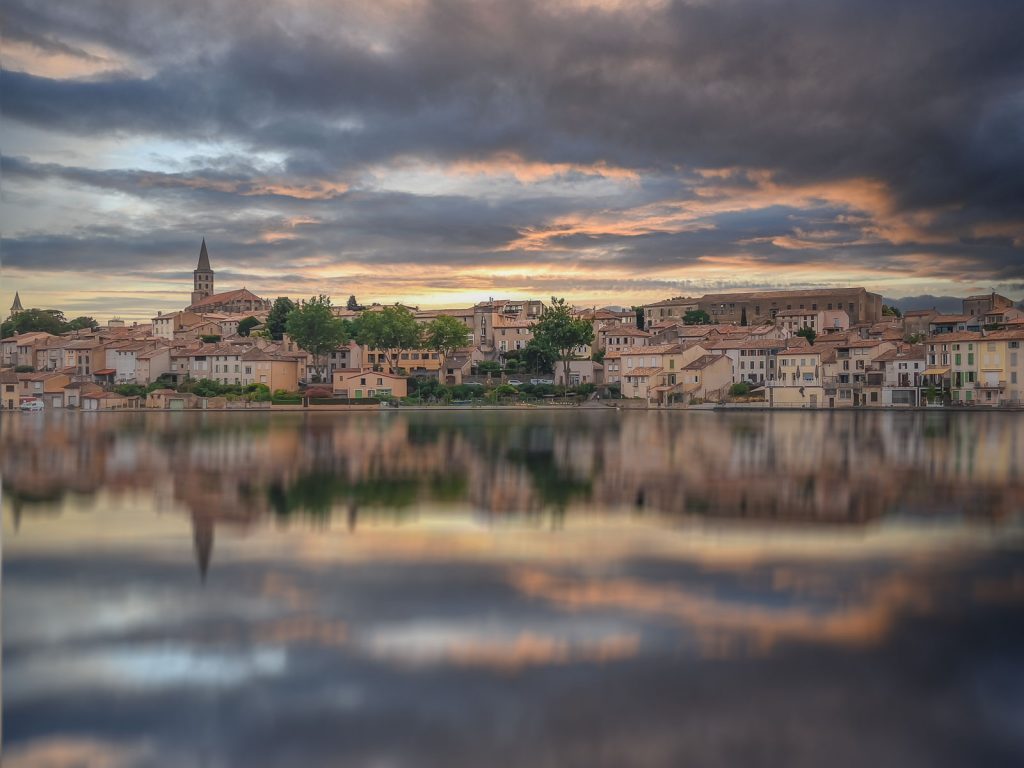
[286,295,348,382]
[266,297,296,340]
[353,305,422,374]
[530,298,594,385]
[423,315,471,380]
[683,309,712,326]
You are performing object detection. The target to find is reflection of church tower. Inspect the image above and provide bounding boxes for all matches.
[8,291,23,320]
[192,512,214,583]
[191,239,215,306]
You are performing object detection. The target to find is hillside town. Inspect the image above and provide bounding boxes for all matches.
[2,241,1023,410]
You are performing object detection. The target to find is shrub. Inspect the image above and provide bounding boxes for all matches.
[113,384,147,398]
[729,381,752,397]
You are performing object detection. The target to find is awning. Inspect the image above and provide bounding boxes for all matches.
[93,368,116,375]
[921,367,950,376]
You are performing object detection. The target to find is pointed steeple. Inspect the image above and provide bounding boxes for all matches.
[10,291,23,312]
[197,238,211,271]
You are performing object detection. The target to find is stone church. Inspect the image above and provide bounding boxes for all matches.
[186,239,270,314]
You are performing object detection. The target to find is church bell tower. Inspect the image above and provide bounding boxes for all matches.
[191,238,215,306]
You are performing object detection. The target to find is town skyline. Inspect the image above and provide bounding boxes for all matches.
[3,1,1024,320]
[2,236,1022,325]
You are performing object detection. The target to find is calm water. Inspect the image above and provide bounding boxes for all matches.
[3,409,1024,767]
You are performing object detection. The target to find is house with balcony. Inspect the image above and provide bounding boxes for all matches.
[769,346,837,408]
[703,338,791,385]
[619,344,709,400]
[874,346,926,406]
[822,339,896,407]
[982,330,1024,406]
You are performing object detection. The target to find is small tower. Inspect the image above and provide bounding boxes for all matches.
[191,238,214,306]
[9,291,24,320]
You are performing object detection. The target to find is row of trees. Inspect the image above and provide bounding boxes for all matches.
[279,296,474,382]
[276,295,595,384]
[1,308,98,338]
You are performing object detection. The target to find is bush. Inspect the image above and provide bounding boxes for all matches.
[147,377,175,393]
[114,384,147,398]
[476,361,502,375]
[450,384,478,400]
[490,384,519,400]
[729,381,752,397]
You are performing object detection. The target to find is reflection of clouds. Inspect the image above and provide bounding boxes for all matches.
[3,581,279,650]
[3,737,155,768]
[510,566,940,654]
[357,619,639,670]
[6,646,288,701]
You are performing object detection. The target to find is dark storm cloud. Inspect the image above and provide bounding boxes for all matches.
[2,0,1023,290]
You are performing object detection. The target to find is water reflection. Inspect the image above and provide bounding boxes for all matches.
[3,411,1024,767]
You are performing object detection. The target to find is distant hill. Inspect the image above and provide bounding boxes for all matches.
[883,295,964,314]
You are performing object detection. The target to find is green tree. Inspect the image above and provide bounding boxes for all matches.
[114,383,147,398]
[2,308,67,336]
[286,295,348,382]
[522,338,557,373]
[353,305,422,374]
[67,316,99,331]
[423,315,471,380]
[796,326,817,344]
[476,360,503,376]
[236,316,260,337]
[530,297,594,385]
[266,297,296,340]
[683,309,712,326]
[729,381,752,397]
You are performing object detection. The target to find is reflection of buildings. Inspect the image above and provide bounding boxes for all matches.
[3,411,1024,576]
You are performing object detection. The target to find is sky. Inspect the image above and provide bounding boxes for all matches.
[2,0,1023,321]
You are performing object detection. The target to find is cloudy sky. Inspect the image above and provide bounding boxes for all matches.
[2,0,1023,320]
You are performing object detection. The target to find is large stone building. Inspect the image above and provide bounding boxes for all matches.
[696,287,883,325]
[185,239,270,314]
[962,292,1014,319]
